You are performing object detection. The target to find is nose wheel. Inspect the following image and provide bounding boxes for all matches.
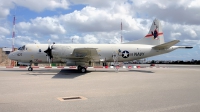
[28,60,33,71]
[28,67,33,71]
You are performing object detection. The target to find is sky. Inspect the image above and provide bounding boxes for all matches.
[0,0,200,61]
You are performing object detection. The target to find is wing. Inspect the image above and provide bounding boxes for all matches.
[71,48,100,62]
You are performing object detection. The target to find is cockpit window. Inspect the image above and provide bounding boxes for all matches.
[18,45,25,50]
[18,47,22,50]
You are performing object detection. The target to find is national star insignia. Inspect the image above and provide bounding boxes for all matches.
[122,50,129,58]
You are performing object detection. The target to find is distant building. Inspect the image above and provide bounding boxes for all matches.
[0,47,17,66]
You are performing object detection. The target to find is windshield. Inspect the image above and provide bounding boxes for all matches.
[18,45,25,50]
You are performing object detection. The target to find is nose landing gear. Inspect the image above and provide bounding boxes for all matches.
[28,60,33,71]
[28,67,33,71]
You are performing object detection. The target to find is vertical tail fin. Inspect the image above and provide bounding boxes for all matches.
[124,19,165,45]
[145,19,165,45]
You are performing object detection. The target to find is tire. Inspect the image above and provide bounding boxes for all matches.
[80,67,86,73]
[28,67,33,71]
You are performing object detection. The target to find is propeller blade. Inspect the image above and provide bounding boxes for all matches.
[44,42,54,64]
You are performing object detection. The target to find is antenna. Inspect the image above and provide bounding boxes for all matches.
[10,15,16,67]
[121,19,123,43]
[12,15,16,52]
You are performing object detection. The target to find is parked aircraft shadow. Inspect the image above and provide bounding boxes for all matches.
[52,69,90,79]
[0,69,154,78]
[0,69,89,79]
[25,69,89,79]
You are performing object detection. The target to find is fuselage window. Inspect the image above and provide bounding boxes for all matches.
[18,47,22,50]
[39,49,41,52]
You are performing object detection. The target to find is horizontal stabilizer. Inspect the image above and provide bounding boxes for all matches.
[153,40,180,49]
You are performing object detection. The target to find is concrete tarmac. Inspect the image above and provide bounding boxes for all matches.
[0,66,200,112]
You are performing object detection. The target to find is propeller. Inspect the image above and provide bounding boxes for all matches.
[44,41,55,63]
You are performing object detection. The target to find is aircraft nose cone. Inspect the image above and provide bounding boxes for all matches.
[8,52,14,60]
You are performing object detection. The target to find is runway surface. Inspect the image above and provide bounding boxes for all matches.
[0,66,200,112]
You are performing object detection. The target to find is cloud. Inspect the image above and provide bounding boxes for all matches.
[0,0,200,62]
[0,27,10,35]
[188,0,200,8]
[161,21,200,44]
[0,36,11,47]
[59,5,134,33]
[171,32,181,38]
[70,35,80,43]
[0,0,14,18]
[9,2,200,48]
[15,0,69,12]
[131,0,200,25]
[83,34,99,44]
[0,35,33,47]
[12,4,146,44]
[0,0,69,18]
[184,28,197,38]
[71,0,126,8]
[50,34,59,39]
[0,7,10,18]
[15,36,40,45]
[17,17,66,36]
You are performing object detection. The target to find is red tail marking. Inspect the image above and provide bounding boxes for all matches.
[145,32,163,37]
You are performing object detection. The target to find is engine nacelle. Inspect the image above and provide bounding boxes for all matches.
[51,45,73,58]
[51,45,88,66]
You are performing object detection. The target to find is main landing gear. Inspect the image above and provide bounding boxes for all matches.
[77,65,87,73]
[28,60,33,71]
